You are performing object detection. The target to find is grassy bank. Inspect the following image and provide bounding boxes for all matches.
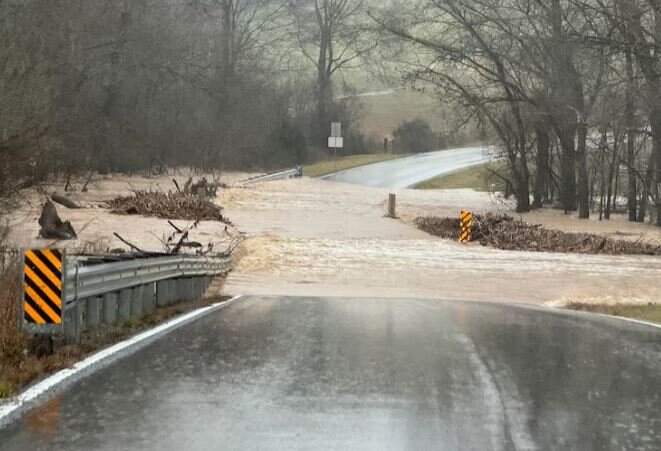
[415,162,507,191]
[303,153,402,178]
[565,303,661,324]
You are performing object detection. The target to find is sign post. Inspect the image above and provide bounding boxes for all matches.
[328,122,344,171]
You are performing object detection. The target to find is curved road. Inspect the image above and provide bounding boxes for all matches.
[322,146,493,188]
[1,296,659,450]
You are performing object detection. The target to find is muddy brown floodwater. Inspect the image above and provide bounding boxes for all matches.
[7,173,660,307]
[221,177,661,306]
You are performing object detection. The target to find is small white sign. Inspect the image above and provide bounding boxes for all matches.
[328,137,344,148]
[331,122,342,138]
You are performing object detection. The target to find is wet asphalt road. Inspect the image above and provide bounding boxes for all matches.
[322,147,492,188]
[1,296,660,450]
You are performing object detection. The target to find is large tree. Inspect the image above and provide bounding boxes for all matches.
[290,0,372,146]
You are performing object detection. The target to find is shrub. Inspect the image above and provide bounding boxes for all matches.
[393,119,436,153]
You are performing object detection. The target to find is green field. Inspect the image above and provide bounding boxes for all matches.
[303,153,402,177]
[566,304,661,324]
[415,163,508,191]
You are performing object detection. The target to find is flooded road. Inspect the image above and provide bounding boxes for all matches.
[1,296,659,450]
[322,147,492,188]
[222,178,661,305]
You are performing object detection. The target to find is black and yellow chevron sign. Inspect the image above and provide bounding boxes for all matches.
[459,211,473,244]
[23,249,63,325]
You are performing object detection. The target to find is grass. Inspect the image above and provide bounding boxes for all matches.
[0,381,14,398]
[415,162,508,191]
[566,303,661,324]
[303,153,403,177]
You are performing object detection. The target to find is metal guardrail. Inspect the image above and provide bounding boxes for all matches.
[65,254,232,307]
[241,166,303,186]
[21,249,233,341]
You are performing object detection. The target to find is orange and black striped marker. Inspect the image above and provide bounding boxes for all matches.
[460,211,473,243]
[23,249,63,325]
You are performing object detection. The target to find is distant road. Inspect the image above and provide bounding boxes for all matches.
[2,296,659,450]
[322,146,493,188]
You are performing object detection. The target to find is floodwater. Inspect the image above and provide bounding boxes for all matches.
[222,178,661,305]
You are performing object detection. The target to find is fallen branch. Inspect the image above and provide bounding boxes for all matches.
[113,233,146,253]
[51,192,81,209]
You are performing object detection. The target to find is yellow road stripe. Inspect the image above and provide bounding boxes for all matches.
[24,265,62,308]
[24,284,60,323]
[41,249,63,272]
[24,302,47,325]
[25,251,62,290]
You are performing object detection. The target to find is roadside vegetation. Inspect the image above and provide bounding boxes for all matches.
[303,153,401,178]
[565,303,661,325]
[415,163,508,192]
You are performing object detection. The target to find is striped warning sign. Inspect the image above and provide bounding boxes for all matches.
[23,249,63,325]
[460,211,473,243]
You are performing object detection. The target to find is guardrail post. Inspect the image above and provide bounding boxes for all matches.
[143,283,156,314]
[194,277,204,299]
[118,289,132,321]
[130,286,143,318]
[191,277,199,300]
[156,281,169,307]
[167,279,177,305]
[64,304,82,344]
[201,277,209,297]
[183,278,194,301]
[86,296,102,329]
[203,276,214,298]
[102,292,118,325]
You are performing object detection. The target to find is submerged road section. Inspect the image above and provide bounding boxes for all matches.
[322,146,493,188]
[1,296,659,450]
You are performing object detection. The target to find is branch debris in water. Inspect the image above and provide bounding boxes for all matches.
[415,214,661,256]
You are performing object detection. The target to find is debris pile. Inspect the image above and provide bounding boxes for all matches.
[173,176,226,198]
[415,214,661,256]
[107,190,231,223]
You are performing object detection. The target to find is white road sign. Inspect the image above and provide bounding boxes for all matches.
[331,122,342,138]
[328,137,344,148]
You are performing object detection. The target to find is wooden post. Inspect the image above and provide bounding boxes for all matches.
[387,194,397,218]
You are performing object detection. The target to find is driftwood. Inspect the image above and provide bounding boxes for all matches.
[51,192,82,209]
[107,190,231,223]
[39,201,77,240]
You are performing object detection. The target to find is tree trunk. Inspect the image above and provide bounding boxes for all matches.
[533,126,550,209]
[638,152,655,222]
[576,121,590,218]
[652,110,661,226]
[625,43,638,221]
[516,144,531,213]
[556,127,577,212]
[598,130,607,220]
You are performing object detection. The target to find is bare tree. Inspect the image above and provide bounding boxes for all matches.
[289,0,372,146]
